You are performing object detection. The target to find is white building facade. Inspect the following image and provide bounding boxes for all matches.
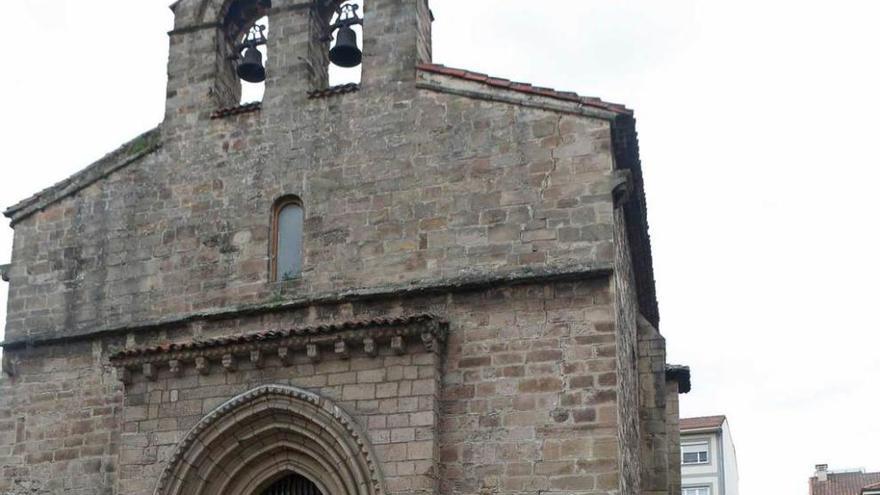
[680,416,739,495]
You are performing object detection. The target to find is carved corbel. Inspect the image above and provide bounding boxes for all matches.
[307,344,321,363]
[168,360,183,377]
[363,337,377,357]
[421,332,438,352]
[250,350,264,368]
[195,356,210,375]
[335,340,350,359]
[222,354,236,372]
[117,367,132,385]
[611,169,634,207]
[143,363,158,381]
[391,335,406,355]
[278,347,291,366]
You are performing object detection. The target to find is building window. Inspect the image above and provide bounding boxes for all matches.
[272,197,303,281]
[683,487,710,495]
[681,441,709,465]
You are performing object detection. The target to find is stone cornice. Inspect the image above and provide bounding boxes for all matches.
[0,263,612,350]
[4,127,162,226]
[110,314,447,384]
[415,67,626,122]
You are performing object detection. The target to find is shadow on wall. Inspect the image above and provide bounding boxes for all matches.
[0,281,7,360]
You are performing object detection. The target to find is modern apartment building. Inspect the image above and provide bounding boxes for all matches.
[680,415,739,495]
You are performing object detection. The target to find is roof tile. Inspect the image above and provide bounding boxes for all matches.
[307,83,360,99]
[811,472,880,495]
[680,415,726,431]
[210,101,262,119]
[418,63,631,115]
[108,313,439,361]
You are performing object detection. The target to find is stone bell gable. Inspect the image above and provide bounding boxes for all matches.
[0,1,683,494]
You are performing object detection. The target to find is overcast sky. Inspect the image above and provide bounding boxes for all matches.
[1,1,879,493]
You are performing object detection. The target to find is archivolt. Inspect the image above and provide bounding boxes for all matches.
[154,385,385,495]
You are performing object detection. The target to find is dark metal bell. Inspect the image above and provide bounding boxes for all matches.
[237,47,266,83]
[329,25,362,68]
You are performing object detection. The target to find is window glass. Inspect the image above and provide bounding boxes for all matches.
[681,441,710,465]
[683,487,710,495]
[276,202,303,280]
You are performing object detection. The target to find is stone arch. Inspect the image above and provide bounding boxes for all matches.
[192,0,346,34]
[154,385,385,495]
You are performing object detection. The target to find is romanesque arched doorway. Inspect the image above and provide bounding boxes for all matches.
[154,385,385,495]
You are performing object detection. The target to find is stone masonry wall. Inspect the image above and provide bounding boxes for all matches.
[0,342,122,495]
[3,86,617,343]
[665,382,682,495]
[0,2,675,494]
[637,316,670,494]
[116,332,442,495]
[612,205,641,494]
[0,279,623,495]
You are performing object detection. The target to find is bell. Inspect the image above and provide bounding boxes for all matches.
[329,25,362,68]
[237,46,266,83]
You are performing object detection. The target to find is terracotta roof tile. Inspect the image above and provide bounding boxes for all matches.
[108,313,439,361]
[680,415,726,431]
[210,101,262,119]
[417,63,632,115]
[307,83,360,99]
[863,481,880,494]
[811,472,880,495]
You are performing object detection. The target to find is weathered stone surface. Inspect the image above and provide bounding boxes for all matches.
[0,0,680,493]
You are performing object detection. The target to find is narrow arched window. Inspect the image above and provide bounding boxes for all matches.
[272,197,303,281]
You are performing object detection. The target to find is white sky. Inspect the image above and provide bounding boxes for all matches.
[1,1,879,493]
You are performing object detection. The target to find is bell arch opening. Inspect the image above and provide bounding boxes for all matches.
[154,385,385,495]
[212,0,272,107]
[325,0,364,87]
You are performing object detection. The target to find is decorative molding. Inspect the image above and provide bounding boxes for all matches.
[611,169,634,207]
[154,385,386,495]
[110,315,447,383]
[143,363,157,381]
[277,346,291,366]
[307,83,360,99]
[168,360,183,377]
[391,335,405,355]
[1,264,611,350]
[195,356,210,375]
[4,128,162,226]
[249,349,263,368]
[363,337,377,357]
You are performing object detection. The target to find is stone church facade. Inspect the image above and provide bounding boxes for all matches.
[0,1,689,494]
